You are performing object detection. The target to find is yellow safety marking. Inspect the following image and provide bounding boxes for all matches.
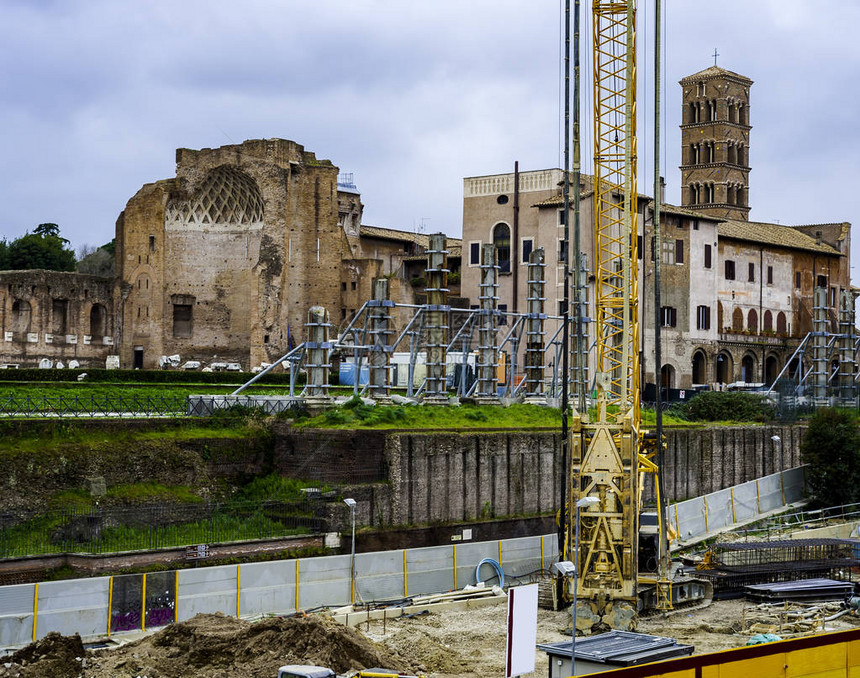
[236,564,241,619]
[756,479,762,514]
[498,541,503,566]
[403,550,408,597]
[295,560,300,612]
[453,545,458,590]
[32,582,39,642]
[674,504,680,536]
[540,536,545,571]
[730,487,737,523]
[703,495,710,533]
[174,570,179,623]
[107,577,114,636]
[141,573,147,632]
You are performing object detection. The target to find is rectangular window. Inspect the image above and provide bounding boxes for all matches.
[767,266,773,285]
[693,220,699,231]
[817,275,827,289]
[660,306,677,328]
[469,242,480,266]
[748,262,755,282]
[795,271,801,289]
[558,239,568,263]
[149,235,156,252]
[498,303,508,326]
[696,305,711,330]
[172,304,193,338]
[725,260,735,280]
[675,239,684,264]
[704,244,712,269]
[521,238,534,264]
[830,286,837,306]
[558,300,567,316]
[558,210,566,226]
[661,240,676,265]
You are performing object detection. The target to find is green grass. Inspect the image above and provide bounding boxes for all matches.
[296,400,563,430]
[1,510,309,557]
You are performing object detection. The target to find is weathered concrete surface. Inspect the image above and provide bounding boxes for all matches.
[307,425,804,527]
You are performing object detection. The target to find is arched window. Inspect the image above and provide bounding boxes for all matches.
[763,310,773,332]
[716,352,732,384]
[90,304,106,338]
[776,312,787,334]
[765,355,779,386]
[660,364,676,390]
[741,354,756,383]
[732,307,743,331]
[493,223,511,274]
[692,351,707,385]
[747,309,758,333]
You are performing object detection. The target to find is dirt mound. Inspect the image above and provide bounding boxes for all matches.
[383,627,470,674]
[1,632,85,678]
[85,613,416,678]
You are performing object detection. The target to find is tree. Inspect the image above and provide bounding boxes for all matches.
[801,409,860,508]
[3,224,76,272]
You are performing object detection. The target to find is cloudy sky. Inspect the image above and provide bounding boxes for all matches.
[1,1,858,286]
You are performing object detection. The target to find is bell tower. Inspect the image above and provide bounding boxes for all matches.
[679,66,752,221]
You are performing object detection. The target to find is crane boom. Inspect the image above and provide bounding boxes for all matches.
[566,0,640,631]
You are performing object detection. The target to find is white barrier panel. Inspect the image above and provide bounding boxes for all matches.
[177,565,237,621]
[706,488,734,533]
[0,584,35,649]
[297,554,351,610]
[239,559,297,618]
[405,545,455,597]
[670,467,807,546]
[500,536,552,580]
[37,577,109,639]
[355,549,405,602]
[453,540,499,588]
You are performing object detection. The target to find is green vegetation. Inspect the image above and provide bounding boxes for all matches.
[801,408,860,508]
[0,223,76,271]
[235,474,327,502]
[675,391,776,423]
[296,398,562,430]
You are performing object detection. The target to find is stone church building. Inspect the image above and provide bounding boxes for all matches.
[1,138,460,370]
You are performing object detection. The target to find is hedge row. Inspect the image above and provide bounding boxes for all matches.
[0,368,302,385]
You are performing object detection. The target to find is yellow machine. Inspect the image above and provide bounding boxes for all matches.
[563,0,674,630]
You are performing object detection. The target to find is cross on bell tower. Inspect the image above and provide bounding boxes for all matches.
[679,65,753,221]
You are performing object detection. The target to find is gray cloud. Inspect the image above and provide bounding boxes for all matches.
[0,0,857,290]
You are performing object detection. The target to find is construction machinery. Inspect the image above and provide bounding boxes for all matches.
[561,0,709,630]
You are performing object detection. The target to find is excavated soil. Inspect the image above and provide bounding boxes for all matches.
[4,600,860,677]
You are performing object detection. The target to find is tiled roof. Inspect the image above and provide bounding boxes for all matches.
[644,200,723,221]
[359,225,462,249]
[531,190,594,207]
[679,65,752,84]
[718,220,841,256]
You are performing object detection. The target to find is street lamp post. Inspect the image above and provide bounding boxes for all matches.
[771,435,782,472]
[343,498,356,605]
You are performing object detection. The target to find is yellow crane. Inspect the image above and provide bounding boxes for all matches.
[564,0,673,631]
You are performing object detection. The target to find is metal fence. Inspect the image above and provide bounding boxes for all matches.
[0,500,326,558]
[0,394,188,418]
[0,533,557,650]
[668,466,807,549]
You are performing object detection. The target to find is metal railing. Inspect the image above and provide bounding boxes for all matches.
[0,499,326,557]
[0,394,188,418]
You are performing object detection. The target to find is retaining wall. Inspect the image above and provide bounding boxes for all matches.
[323,426,804,527]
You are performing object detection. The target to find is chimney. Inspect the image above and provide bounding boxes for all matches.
[816,231,822,245]
[659,176,666,203]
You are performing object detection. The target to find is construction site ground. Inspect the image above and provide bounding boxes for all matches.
[3,598,860,678]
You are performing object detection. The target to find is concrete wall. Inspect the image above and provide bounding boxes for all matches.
[294,425,804,527]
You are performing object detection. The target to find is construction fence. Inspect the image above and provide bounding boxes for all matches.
[670,466,807,548]
[0,533,557,651]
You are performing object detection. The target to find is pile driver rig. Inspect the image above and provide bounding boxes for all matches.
[560,0,710,630]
